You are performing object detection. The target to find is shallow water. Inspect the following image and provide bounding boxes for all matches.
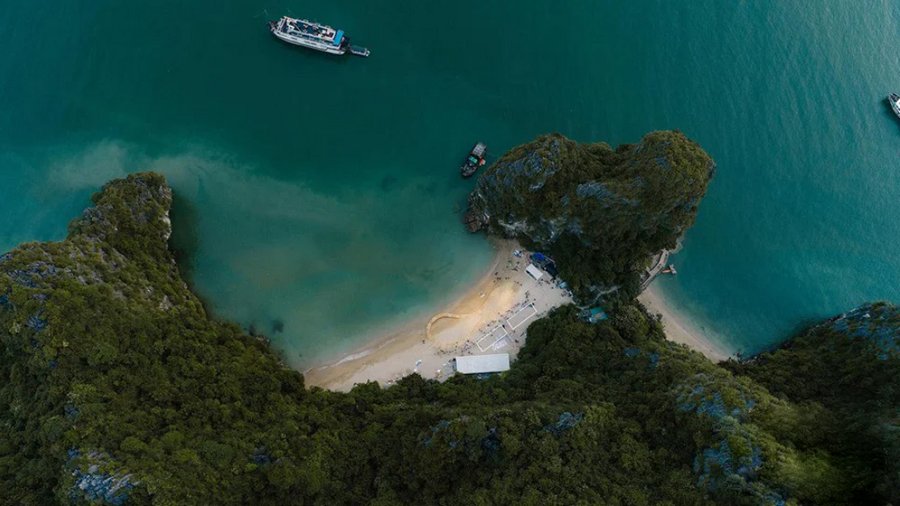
[1,0,898,363]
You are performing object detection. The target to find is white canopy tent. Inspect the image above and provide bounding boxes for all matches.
[525,263,543,281]
[454,354,511,374]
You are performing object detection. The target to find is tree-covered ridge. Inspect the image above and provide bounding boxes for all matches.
[1,173,896,506]
[466,131,715,297]
[0,174,308,504]
[724,302,900,503]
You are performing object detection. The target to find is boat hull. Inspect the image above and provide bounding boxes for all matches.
[888,94,900,119]
[271,29,347,55]
[460,142,487,177]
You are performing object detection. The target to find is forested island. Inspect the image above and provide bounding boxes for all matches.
[1,132,897,505]
[465,131,715,298]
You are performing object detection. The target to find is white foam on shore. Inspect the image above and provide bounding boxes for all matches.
[330,348,376,366]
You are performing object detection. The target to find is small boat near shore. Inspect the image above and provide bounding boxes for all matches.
[268,16,369,57]
[460,142,487,178]
[888,93,900,119]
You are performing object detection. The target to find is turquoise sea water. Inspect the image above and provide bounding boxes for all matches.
[1,1,899,363]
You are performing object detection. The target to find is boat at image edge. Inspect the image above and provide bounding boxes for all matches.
[268,16,369,57]
[889,93,900,120]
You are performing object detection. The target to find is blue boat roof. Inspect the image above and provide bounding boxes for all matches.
[333,30,344,45]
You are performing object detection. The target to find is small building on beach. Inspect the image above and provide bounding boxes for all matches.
[525,264,543,281]
[454,353,511,374]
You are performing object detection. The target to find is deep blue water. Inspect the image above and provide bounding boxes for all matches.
[1,0,898,363]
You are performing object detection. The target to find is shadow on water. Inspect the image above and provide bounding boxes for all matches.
[169,190,290,344]
[269,38,355,66]
[880,97,900,129]
[380,175,398,192]
[167,190,204,295]
[745,313,837,359]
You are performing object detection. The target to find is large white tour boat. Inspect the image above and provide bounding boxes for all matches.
[268,16,350,55]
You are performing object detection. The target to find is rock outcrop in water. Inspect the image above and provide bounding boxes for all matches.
[466,131,715,296]
[1,172,897,505]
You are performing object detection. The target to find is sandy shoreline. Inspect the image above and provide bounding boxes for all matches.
[303,239,574,391]
[638,284,731,362]
[304,241,732,391]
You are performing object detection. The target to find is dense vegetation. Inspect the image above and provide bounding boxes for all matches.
[723,304,900,503]
[466,131,715,297]
[1,173,897,506]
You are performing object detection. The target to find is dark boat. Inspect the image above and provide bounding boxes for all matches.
[889,93,900,119]
[460,142,487,178]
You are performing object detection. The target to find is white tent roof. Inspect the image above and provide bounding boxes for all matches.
[454,353,510,374]
[525,263,543,280]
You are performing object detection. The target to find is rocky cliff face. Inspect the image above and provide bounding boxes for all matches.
[466,131,715,296]
[0,173,230,504]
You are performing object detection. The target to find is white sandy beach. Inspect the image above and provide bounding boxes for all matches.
[303,240,574,391]
[638,284,731,362]
[305,241,732,391]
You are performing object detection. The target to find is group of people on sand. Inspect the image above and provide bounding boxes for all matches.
[384,248,568,385]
